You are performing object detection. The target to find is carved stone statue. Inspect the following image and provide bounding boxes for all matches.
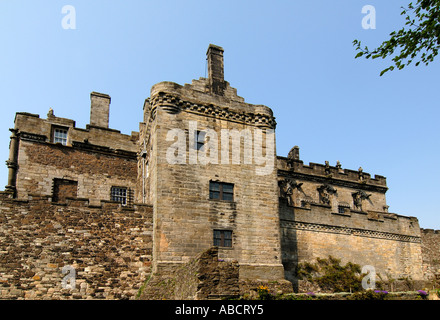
[352,190,371,211]
[317,184,337,205]
[279,178,303,206]
[358,167,364,181]
[325,161,331,175]
[287,146,300,161]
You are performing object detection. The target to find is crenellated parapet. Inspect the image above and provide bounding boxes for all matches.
[278,146,387,193]
[277,146,392,215]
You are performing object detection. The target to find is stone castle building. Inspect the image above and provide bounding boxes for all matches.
[0,45,438,299]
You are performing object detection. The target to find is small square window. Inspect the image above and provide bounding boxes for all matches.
[53,127,68,145]
[338,206,347,214]
[111,186,127,206]
[213,230,232,247]
[209,181,234,201]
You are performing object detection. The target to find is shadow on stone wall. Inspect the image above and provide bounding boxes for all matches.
[138,247,240,300]
[138,247,293,300]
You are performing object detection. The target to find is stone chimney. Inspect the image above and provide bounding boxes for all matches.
[206,44,226,95]
[90,92,111,128]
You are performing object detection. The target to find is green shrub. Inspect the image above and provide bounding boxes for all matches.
[296,256,364,293]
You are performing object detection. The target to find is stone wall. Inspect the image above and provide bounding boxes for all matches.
[421,228,440,287]
[144,79,284,281]
[280,199,424,291]
[0,192,153,299]
[15,140,137,206]
[14,111,139,152]
[139,247,292,300]
[9,110,139,206]
[139,247,240,300]
[277,156,389,213]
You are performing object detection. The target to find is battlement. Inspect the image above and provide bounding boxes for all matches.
[277,146,387,193]
[0,191,151,212]
[421,228,440,235]
[13,105,139,153]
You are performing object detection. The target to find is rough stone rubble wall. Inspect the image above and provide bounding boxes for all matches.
[0,193,153,300]
[421,228,440,286]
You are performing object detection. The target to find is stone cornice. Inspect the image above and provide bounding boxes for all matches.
[18,131,47,143]
[150,92,277,129]
[18,131,136,160]
[281,220,421,243]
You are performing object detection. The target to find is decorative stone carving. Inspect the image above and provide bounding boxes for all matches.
[287,146,300,161]
[150,93,277,128]
[279,179,303,206]
[324,161,331,175]
[336,160,344,173]
[352,190,371,211]
[159,102,181,114]
[282,221,421,243]
[317,184,337,205]
[358,167,364,181]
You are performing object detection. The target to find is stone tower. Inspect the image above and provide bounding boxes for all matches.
[138,44,285,281]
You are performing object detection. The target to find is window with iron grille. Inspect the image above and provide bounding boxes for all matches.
[209,181,234,201]
[53,127,68,145]
[111,186,127,206]
[213,230,232,247]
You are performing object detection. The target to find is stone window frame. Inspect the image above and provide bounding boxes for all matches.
[213,229,233,248]
[51,125,69,145]
[209,181,234,201]
[110,186,128,206]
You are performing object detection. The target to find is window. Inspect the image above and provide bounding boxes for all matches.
[209,181,234,201]
[338,205,350,214]
[53,127,68,145]
[213,230,232,247]
[111,186,127,206]
[195,130,205,151]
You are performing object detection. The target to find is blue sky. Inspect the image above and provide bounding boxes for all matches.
[0,1,438,229]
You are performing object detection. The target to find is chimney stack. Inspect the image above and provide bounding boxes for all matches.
[206,44,226,95]
[90,92,111,128]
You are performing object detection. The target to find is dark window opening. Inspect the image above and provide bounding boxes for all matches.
[213,230,232,247]
[209,181,234,201]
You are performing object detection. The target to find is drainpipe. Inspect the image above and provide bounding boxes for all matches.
[5,128,19,197]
